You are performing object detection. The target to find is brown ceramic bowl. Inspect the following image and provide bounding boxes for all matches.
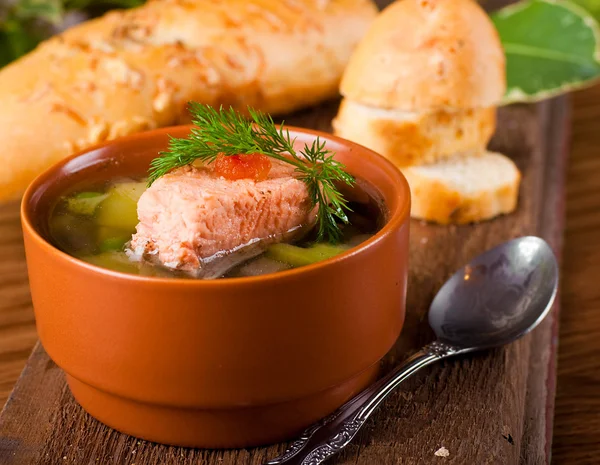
[21,126,410,448]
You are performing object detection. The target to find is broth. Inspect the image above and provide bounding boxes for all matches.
[49,177,385,279]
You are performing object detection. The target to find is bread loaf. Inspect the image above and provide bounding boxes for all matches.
[333,0,506,167]
[0,0,378,200]
[333,0,506,168]
[332,100,496,166]
[403,151,521,224]
[332,0,519,224]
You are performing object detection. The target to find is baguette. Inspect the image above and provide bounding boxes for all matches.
[0,0,378,200]
[332,99,496,166]
[402,152,521,224]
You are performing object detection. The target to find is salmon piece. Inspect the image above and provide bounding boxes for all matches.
[129,159,314,275]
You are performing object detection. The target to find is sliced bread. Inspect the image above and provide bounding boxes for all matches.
[402,151,521,224]
[332,99,496,166]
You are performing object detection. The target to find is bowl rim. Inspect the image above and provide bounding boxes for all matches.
[21,125,411,287]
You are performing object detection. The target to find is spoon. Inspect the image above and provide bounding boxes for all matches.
[265,236,559,465]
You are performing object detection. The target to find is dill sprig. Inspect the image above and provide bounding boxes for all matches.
[148,103,354,243]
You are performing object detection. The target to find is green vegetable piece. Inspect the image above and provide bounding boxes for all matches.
[492,0,600,103]
[96,182,146,232]
[66,192,108,216]
[266,243,348,268]
[99,236,129,253]
[97,225,131,242]
[79,251,139,274]
[307,243,351,259]
[110,181,147,203]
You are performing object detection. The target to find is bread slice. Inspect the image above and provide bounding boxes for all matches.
[332,99,496,166]
[340,0,506,112]
[402,151,521,224]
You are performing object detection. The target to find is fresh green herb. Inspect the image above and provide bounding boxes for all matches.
[148,103,354,243]
[0,0,145,68]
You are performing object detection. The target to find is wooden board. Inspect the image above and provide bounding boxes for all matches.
[0,95,569,464]
[552,85,600,464]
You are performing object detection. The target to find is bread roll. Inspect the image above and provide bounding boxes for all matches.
[339,0,506,111]
[402,151,520,224]
[0,0,378,200]
[332,100,496,166]
[332,0,518,225]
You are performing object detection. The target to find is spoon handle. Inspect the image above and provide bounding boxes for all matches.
[264,341,461,465]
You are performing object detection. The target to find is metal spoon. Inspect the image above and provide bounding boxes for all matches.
[265,236,559,465]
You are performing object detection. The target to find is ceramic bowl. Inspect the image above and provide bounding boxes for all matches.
[21,126,411,448]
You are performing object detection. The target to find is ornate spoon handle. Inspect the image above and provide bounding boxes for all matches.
[264,341,462,465]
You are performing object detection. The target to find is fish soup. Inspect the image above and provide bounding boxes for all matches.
[49,176,385,279]
[48,104,391,279]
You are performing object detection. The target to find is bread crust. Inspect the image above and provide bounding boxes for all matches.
[0,0,378,200]
[340,0,506,111]
[333,99,496,166]
[402,153,521,224]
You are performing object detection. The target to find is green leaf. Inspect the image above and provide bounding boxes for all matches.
[492,0,600,103]
[64,0,145,9]
[569,0,600,21]
[0,17,43,67]
[15,0,64,24]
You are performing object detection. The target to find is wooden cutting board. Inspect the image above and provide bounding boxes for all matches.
[0,1,570,461]
[0,95,569,465]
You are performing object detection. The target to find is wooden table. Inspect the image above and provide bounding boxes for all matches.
[0,86,598,463]
[551,85,600,463]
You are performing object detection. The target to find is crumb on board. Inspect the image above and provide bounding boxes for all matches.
[435,446,450,457]
[502,433,515,445]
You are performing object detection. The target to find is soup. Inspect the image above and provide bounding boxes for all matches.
[49,177,384,279]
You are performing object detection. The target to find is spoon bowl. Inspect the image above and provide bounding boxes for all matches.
[429,236,559,351]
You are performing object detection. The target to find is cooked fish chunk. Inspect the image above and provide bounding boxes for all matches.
[129,160,314,274]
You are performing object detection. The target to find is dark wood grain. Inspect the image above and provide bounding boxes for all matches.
[552,85,600,465]
[0,95,569,465]
[0,202,37,405]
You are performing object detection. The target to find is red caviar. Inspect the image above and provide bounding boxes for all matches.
[214,153,272,181]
